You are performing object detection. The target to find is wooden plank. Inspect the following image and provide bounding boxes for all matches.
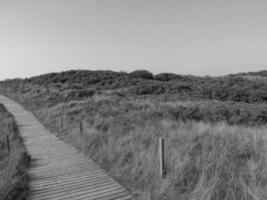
[30,172,109,185]
[29,165,101,176]
[30,179,117,197]
[58,186,126,200]
[30,176,115,191]
[75,190,130,200]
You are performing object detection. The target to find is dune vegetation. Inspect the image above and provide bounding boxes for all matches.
[0,104,30,200]
[0,70,266,200]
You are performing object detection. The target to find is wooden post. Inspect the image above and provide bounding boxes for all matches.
[60,116,63,131]
[7,121,11,154]
[8,121,10,135]
[79,122,83,137]
[159,137,166,178]
[6,135,10,153]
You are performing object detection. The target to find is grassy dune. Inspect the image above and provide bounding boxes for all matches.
[40,97,267,200]
[0,104,30,200]
[2,92,266,200]
[0,70,267,199]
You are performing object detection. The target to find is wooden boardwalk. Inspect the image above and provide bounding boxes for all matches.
[0,95,135,200]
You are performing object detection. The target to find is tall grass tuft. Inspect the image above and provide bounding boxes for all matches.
[0,104,30,200]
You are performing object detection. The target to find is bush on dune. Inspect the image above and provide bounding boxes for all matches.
[129,70,154,80]
[2,69,267,103]
[63,89,96,100]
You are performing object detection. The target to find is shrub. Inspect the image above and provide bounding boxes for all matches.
[129,70,154,79]
[154,73,181,81]
[63,89,96,100]
[130,82,166,95]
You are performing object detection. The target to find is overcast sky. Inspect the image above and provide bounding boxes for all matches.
[0,0,267,80]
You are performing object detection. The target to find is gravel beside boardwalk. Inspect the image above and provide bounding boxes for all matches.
[0,95,135,200]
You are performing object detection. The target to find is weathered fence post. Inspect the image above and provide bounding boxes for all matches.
[159,137,166,178]
[79,122,83,137]
[6,135,10,153]
[8,121,11,134]
[7,121,11,154]
[60,116,63,131]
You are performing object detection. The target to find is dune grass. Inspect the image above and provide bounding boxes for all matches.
[0,80,266,199]
[24,96,266,200]
[0,104,30,200]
